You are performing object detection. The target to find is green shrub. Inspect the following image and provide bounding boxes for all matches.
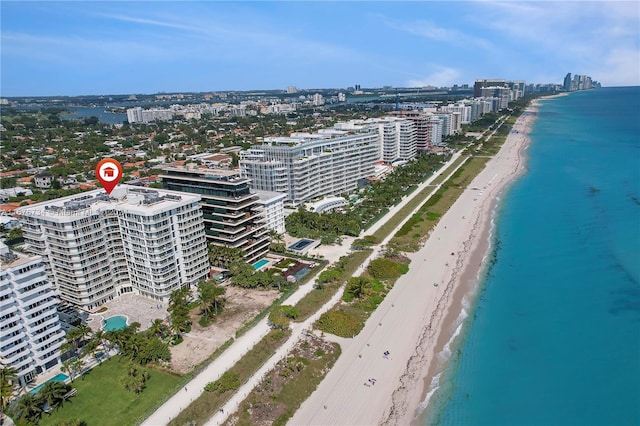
[368,258,408,280]
[316,310,362,337]
[205,371,240,396]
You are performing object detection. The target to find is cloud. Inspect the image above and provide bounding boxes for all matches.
[95,10,357,63]
[1,32,169,65]
[472,1,640,86]
[377,14,494,51]
[407,66,462,88]
[589,47,640,87]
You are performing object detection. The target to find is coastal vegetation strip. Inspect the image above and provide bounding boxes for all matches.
[367,155,470,243]
[223,336,341,426]
[314,105,525,337]
[315,255,410,337]
[293,249,373,322]
[168,330,290,426]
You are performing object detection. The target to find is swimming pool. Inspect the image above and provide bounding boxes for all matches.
[30,373,69,394]
[253,259,269,269]
[103,315,127,331]
[288,239,315,251]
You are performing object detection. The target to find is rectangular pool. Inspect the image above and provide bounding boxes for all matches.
[288,239,315,251]
[30,373,69,394]
[253,259,269,269]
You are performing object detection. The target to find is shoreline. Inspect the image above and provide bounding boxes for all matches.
[395,100,544,425]
[289,99,545,426]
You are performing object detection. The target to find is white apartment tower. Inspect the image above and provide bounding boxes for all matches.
[254,190,287,235]
[240,131,379,207]
[16,186,210,309]
[0,242,65,387]
[333,117,417,164]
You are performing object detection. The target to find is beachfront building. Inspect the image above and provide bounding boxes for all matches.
[161,166,270,263]
[388,111,445,151]
[333,117,417,164]
[254,190,287,235]
[239,130,379,207]
[0,242,65,387]
[16,186,209,309]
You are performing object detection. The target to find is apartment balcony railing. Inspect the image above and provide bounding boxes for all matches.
[27,316,59,335]
[0,332,25,348]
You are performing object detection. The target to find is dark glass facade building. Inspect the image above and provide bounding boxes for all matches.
[161,166,269,263]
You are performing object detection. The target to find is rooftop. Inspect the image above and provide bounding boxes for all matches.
[15,185,201,219]
[161,165,248,184]
[0,242,37,269]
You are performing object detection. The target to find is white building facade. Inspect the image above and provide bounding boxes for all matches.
[0,243,65,387]
[240,131,379,207]
[334,117,417,164]
[16,186,210,309]
[254,190,287,235]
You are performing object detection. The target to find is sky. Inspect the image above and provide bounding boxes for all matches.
[1,1,639,96]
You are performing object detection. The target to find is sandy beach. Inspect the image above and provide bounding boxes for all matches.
[289,102,541,426]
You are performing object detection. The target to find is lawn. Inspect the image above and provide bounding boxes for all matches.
[39,358,183,426]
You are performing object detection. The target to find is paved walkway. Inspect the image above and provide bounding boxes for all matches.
[142,151,464,426]
[204,152,466,425]
[142,265,328,426]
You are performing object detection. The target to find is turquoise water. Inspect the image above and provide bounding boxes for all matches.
[103,315,127,331]
[30,373,69,394]
[253,259,269,269]
[426,87,640,425]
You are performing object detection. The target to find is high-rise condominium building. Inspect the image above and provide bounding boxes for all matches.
[16,186,209,309]
[161,166,270,263]
[254,190,287,235]
[239,130,380,207]
[334,117,417,164]
[0,242,65,387]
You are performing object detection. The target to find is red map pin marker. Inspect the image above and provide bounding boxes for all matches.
[95,158,123,195]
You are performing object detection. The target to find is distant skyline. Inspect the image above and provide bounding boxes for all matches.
[1,1,639,97]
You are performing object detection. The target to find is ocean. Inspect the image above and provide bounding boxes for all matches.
[424,87,640,425]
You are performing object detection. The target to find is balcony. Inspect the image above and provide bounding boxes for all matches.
[0,332,25,348]
[23,298,57,317]
[1,339,29,357]
[31,331,63,353]
[0,298,16,312]
[18,282,53,300]
[1,320,22,336]
[28,316,59,334]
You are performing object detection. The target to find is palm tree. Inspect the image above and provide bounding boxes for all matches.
[37,381,70,411]
[211,284,226,316]
[148,319,168,340]
[10,393,43,423]
[0,365,18,416]
[76,324,92,344]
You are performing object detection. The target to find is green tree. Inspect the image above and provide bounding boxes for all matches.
[148,319,169,340]
[168,286,191,334]
[61,358,84,382]
[0,365,18,416]
[268,305,299,330]
[344,277,370,301]
[208,244,244,269]
[10,393,43,423]
[121,363,149,394]
[37,381,70,411]
[197,279,226,319]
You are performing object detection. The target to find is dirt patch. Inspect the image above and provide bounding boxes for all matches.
[169,286,280,374]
